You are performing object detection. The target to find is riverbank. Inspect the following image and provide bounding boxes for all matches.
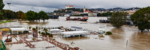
[0,20,12,24]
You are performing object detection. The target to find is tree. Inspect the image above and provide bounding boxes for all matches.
[34,12,40,21]
[16,11,25,20]
[38,11,49,21]
[130,7,150,32]
[110,12,128,28]
[26,10,36,22]
[3,10,17,19]
[0,0,5,20]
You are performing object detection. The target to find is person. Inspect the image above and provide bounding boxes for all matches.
[71,41,73,45]
[71,41,75,45]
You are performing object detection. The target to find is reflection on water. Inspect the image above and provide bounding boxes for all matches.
[129,32,150,50]
[0,17,150,50]
[110,28,125,39]
[21,22,48,25]
[61,36,90,41]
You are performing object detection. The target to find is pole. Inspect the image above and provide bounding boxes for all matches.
[56,42,57,50]
[126,40,128,50]
[7,3,11,26]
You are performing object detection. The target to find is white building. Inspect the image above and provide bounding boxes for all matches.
[65,5,74,9]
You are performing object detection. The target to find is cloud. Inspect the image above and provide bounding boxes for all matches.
[3,0,150,12]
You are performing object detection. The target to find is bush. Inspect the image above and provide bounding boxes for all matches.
[41,32,45,35]
[105,31,112,35]
[38,31,41,33]
[32,38,36,40]
[29,26,31,28]
[49,34,53,37]
[23,30,29,33]
[32,28,36,30]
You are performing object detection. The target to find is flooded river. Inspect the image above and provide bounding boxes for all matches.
[0,17,150,50]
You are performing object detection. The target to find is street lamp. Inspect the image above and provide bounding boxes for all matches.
[7,3,11,10]
[7,3,11,27]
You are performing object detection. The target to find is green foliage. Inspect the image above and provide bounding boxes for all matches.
[26,10,37,21]
[32,28,36,30]
[110,12,128,28]
[0,0,4,10]
[29,26,31,28]
[35,12,40,20]
[105,31,112,35]
[23,30,29,33]
[32,37,36,40]
[38,31,41,33]
[0,20,12,24]
[16,11,25,19]
[49,34,53,37]
[2,10,17,19]
[0,0,4,19]
[130,7,150,32]
[38,11,49,21]
[43,28,48,32]
[97,12,112,16]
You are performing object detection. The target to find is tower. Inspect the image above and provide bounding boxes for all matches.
[83,6,86,12]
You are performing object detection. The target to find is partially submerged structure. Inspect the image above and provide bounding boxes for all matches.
[10,28,28,34]
[61,31,90,38]
[66,16,88,21]
[48,29,65,34]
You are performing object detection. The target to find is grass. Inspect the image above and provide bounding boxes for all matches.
[0,20,12,24]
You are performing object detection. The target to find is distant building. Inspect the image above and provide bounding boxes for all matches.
[124,9,138,15]
[65,5,74,9]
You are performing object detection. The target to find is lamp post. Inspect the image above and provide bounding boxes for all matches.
[7,3,11,10]
[7,3,11,26]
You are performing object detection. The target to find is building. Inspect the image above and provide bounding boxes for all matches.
[65,5,74,9]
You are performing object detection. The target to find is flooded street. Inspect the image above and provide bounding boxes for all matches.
[0,17,150,50]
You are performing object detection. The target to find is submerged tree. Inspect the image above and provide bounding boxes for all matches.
[16,11,25,20]
[3,10,17,19]
[26,10,36,22]
[110,12,128,28]
[130,7,150,32]
[38,11,49,22]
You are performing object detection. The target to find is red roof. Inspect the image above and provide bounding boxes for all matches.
[84,10,91,13]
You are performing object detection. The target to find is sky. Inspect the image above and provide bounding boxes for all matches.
[3,0,150,12]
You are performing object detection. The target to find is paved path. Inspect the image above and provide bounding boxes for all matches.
[5,35,80,50]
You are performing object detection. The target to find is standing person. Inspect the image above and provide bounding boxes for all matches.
[71,41,73,45]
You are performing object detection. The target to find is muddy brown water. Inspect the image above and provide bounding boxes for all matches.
[0,17,150,50]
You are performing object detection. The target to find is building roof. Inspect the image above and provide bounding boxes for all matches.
[10,28,28,31]
[65,5,74,7]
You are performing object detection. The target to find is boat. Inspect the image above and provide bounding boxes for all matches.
[66,16,88,21]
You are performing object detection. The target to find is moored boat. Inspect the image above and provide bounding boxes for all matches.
[66,16,88,21]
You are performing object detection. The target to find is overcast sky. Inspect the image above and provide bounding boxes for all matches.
[3,0,150,12]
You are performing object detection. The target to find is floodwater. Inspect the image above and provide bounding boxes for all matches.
[0,17,150,50]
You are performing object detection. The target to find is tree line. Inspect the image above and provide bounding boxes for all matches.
[0,10,49,22]
[110,6,150,32]
[97,12,112,16]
